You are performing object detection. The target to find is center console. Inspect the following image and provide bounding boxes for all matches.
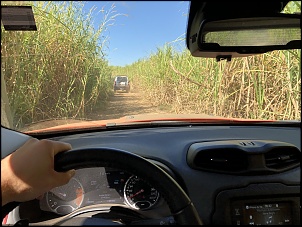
[212,183,300,225]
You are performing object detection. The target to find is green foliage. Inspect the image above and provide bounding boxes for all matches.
[1,1,301,129]
[282,1,301,13]
[113,43,301,121]
[112,1,301,121]
[1,1,120,129]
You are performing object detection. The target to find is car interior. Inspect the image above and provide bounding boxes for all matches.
[1,1,301,226]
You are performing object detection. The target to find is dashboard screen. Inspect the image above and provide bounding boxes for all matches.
[241,202,292,225]
[233,201,292,225]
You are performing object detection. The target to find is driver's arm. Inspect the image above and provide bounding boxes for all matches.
[1,138,75,206]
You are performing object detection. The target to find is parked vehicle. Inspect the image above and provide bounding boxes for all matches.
[1,0,300,226]
[113,76,130,93]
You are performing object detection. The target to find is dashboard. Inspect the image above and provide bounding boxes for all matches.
[3,123,301,225]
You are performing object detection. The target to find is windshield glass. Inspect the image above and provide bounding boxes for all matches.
[1,1,301,133]
[116,77,128,82]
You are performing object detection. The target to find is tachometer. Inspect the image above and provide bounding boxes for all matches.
[46,178,84,215]
[124,175,159,210]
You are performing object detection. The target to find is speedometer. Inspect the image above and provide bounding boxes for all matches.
[124,175,159,210]
[46,178,84,215]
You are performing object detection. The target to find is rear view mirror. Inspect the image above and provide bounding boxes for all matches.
[188,14,301,60]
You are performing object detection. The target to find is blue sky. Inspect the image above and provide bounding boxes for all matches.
[83,1,190,66]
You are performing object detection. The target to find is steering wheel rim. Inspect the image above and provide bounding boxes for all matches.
[54,147,203,225]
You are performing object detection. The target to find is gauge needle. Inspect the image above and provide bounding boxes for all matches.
[58,193,66,197]
[130,189,144,198]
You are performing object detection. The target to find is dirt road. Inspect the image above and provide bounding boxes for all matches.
[87,90,170,120]
[22,90,171,131]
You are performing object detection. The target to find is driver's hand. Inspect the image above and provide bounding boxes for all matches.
[1,138,75,206]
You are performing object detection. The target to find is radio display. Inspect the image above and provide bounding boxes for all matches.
[232,202,292,225]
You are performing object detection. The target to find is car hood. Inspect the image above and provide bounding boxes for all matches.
[23,113,277,134]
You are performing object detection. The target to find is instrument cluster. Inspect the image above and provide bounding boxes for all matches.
[39,167,161,215]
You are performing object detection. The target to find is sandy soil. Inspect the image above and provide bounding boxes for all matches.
[87,90,169,120]
[21,90,171,132]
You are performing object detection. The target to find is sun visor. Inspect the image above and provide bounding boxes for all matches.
[1,5,37,31]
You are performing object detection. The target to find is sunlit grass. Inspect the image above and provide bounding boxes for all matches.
[112,2,301,121]
[1,1,121,129]
[113,45,301,121]
[1,1,301,130]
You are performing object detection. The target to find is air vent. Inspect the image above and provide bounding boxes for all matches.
[192,148,248,173]
[187,140,300,175]
[265,147,300,170]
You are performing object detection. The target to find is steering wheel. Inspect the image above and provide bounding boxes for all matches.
[54,147,203,225]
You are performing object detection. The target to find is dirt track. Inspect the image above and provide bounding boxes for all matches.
[87,90,170,120]
[22,90,171,131]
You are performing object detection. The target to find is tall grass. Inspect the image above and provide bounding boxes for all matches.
[1,1,121,129]
[2,1,301,129]
[114,43,300,120]
[113,1,301,121]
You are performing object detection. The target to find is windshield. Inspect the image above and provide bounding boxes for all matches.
[116,77,128,82]
[1,1,301,133]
